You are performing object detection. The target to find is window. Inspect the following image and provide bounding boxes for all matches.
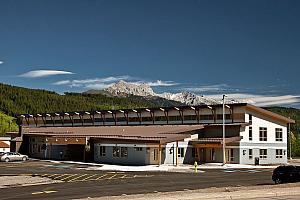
[259,149,267,159]
[99,146,106,157]
[210,148,215,161]
[113,146,120,157]
[249,126,252,141]
[259,127,267,141]
[249,149,253,159]
[134,147,143,151]
[178,148,184,157]
[153,148,158,160]
[121,147,128,157]
[249,114,252,123]
[276,128,283,141]
[276,149,283,158]
[192,148,198,158]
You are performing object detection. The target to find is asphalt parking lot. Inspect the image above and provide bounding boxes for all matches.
[0,160,276,200]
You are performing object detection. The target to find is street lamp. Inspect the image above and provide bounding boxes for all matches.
[222,94,228,165]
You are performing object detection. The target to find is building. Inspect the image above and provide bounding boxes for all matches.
[11,103,295,165]
[0,137,11,152]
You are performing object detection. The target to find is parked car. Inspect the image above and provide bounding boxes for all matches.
[272,165,300,184]
[0,152,29,162]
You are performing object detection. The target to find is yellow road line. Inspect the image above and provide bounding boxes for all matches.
[32,191,44,195]
[60,174,78,181]
[80,174,98,181]
[53,174,69,180]
[67,174,88,182]
[46,174,59,178]
[107,174,118,179]
[94,174,109,180]
[44,190,58,194]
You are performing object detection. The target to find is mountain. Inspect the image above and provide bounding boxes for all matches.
[104,81,226,105]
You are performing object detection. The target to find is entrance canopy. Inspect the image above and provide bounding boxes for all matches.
[191,136,242,148]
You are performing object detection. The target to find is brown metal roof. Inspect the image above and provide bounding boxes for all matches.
[26,125,204,143]
[191,136,242,144]
[0,141,10,148]
[245,105,295,124]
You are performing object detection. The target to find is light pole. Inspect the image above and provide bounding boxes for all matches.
[289,122,292,160]
[222,94,227,165]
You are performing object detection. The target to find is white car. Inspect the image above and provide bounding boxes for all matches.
[0,152,29,162]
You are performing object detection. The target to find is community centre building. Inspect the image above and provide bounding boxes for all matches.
[9,103,294,165]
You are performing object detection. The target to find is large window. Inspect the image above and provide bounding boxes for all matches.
[121,147,128,157]
[276,128,283,141]
[113,146,120,157]
[259,149,267,159]
[113,146,128,158]
[249,126,252,141]
[178,148,184,157]
[99,146,106,157]
[276,149,283,158]
[259,127,267,141]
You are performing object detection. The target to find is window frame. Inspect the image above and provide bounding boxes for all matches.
[249,126,252,141]
[275,128,283,142]
[259,149,267,159]
[276,149,283,158]
[259,127,267,141]
[249,149,253,159]
[99,146,106,157]
[178,147,184,158]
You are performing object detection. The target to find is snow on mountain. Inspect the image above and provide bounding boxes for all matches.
[105,81,236,105]
[105,80,155,97]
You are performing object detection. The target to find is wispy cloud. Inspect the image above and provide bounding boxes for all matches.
[53,76,178,90]
[53,76,130,89]
[133,80,178,87]
[207,93,300,107]
[19,70,74,78]
[184,84,230,93]
[0,61,3,65]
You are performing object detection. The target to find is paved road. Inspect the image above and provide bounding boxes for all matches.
[0,160,276,200]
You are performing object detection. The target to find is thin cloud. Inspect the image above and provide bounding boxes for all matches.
[207,93,300,107]
[184,84,231,93]
[133,80,178,87]
[19,70,74,78]
[53,76,132,89]
[0,61,3,65]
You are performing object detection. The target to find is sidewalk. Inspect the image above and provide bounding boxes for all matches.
[78,183,300,200]
[45,159,278,172]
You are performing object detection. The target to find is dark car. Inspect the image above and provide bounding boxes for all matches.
[272,165,300,184]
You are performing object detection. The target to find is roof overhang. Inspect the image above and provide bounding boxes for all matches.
[25,125,205,144]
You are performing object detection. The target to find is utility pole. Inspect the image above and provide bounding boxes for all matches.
[222,94,227,165]
[289,122,292,160]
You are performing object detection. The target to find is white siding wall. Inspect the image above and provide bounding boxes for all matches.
[239,112,288,165]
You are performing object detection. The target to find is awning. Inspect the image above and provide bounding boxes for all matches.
[191,136,242,145]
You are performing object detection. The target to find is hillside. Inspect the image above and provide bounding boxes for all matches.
[265,107,300,157]
[0,112,18,136]
[0,83,157,117]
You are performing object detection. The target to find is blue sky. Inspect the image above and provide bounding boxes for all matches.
[0,0,299,107]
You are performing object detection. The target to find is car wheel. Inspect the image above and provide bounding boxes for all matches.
[275,178,282,184]
[22,157,27,161]
[5,158,10,162]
